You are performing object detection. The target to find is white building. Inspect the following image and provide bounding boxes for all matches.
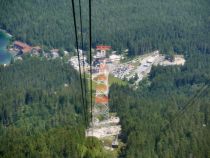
[50,49,59,59]
[94,51,106,59]
[109,54,121,62]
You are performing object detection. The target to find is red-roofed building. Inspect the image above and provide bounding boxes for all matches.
[94,45,111,59]
[14,41,32,53]
[96,45,111,51]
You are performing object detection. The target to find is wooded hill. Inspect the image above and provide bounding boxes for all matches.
[0,57,113,158]
[0,0,209,55]
[109,52,210,157]
[0,0,210,157]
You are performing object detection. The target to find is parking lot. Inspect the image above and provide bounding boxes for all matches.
[69,50,185,85]
[110,51,161,84]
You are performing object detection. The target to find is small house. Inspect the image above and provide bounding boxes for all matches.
[14,41,32,53]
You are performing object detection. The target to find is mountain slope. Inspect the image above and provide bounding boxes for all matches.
[0,0,209,54]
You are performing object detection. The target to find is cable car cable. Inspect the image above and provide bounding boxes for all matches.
[71,0,88,127]
[78,0,89,123]
[155,82,209,152]
[88,0,93,127]
[160,83,209,133]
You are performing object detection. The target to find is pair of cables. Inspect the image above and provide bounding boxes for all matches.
[71,0,93,128]
[154,81,209,152]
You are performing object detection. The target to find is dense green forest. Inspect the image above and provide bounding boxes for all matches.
[0,57,113,158]
[0,0,210,55]
[1,55,209,158]
[0,0,210,157]
[109,52,210,157]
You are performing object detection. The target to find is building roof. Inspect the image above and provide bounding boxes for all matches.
[14,41,32,53]
[23,47,32,53]
[96,45,111,51]
[14,41,30,48]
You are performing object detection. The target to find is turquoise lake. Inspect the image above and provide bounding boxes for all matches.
[0,31,11,64]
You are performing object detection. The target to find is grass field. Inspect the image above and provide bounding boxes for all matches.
[109,75,127,86]
[85,73,127,91]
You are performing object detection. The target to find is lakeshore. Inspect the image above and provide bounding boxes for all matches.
[0,30,11,65]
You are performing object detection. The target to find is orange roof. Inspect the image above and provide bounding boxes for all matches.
[14,41,30,48]
[95,96,109,104]
[14,41,32,53]
[22,47,32,53]
[95,74,107,81]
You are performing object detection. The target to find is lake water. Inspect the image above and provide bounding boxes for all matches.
[0,31,11,64]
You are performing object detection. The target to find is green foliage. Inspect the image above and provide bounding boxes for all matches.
[109,53,210,158]
[0,58,110,158]
[0,0,209,55]
[0,0,210,157]
[109,75,127,86]
[128,73,138,84]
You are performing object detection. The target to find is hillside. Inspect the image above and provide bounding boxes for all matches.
[0,57,113,158]
[0,0,209,55]
[0,0,210,157]
[110,52,210,157]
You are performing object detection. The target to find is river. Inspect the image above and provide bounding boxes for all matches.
[0,31,11,64]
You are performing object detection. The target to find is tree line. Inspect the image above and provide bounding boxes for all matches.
[109,52,210,158]
[0,0,209,55]
[0,57,113,158]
